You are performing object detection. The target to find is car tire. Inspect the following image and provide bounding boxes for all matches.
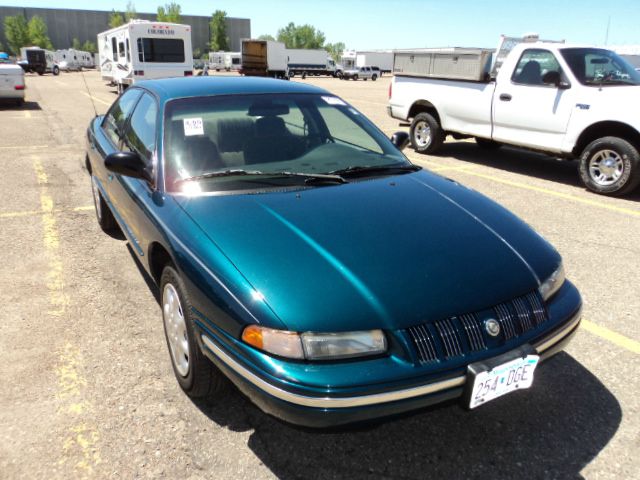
[91,175,118,233]
[53,66,60,76]
[160,264,227,398]
[372,74,377,81]
[353,75,358,81]
[475,138,502,149]
[410,112,445,154]
[579,136,640,196]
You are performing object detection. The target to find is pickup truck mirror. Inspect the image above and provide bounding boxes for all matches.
[390,131,410,150]
[542,71,571,90]
[105,151,149,180]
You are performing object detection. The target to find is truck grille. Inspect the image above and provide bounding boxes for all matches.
[406,291,548,364]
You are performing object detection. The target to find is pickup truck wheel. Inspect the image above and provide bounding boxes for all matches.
[161,265,227,398]
[372,74,378,81]
[410,112,444,154]
[475,138,502,149]
[91,176,118,233]
[579,137,640,196]
[353,74,358,81]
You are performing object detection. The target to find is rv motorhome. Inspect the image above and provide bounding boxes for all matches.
[97,20,193,91]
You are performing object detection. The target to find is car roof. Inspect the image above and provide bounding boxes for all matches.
[135,76,329,102]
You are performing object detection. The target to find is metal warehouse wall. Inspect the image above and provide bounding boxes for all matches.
[0,6,250,53]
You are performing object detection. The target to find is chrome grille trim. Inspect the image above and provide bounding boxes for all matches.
[434,318,463,358]
[513,296,533,332]
[407,324,437,363]
[494,303,517,339]
[526,291,547,325]
[459,313,486,351]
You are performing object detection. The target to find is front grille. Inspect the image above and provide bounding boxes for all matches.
[407,290,548,364]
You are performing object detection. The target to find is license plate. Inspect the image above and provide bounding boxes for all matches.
[468,354,539,409]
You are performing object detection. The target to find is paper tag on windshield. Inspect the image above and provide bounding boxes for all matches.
[183,118,204,136]
[321,96,347,106]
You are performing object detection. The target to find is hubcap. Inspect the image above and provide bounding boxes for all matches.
[163,283,190,377]
[414,121,432,148]
[91,177,102,221]
[589,149,624,186]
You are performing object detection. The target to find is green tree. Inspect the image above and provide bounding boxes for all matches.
[209,10,229,51]
[157,2,182,23]
[28,16,53,50]
[109,10,125,28]
[82,40,97,54]
[72,37,81,50]
[192,47,201,59]
[277,22,325,49]
[4,15,30,55]
[324,42,345,62]
[125,1,138,22]
[258,34,275,42]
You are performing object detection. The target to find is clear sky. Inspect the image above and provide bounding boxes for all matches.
[11,0,640,50]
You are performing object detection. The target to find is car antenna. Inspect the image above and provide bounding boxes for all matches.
[80,66,99,117]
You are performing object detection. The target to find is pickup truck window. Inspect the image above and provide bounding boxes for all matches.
[512,49,561,86]
[560,48,640,86]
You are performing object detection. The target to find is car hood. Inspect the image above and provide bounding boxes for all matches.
[174,171,560,332]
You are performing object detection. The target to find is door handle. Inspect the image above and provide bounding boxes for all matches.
[499,93,512,101]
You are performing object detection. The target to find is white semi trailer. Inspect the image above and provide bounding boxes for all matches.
[286,49,342,78]
[97,20,193,91]
[356,51,393,73]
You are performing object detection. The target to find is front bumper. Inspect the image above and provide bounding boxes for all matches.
[199,290,582,428]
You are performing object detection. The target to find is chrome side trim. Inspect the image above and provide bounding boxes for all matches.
[201,335,466,409]
[534,308,582,354]
[201,308,581,410]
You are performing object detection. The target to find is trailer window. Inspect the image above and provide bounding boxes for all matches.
[111,38,117,61]
[126,39,130,62]
[137,38,185,63]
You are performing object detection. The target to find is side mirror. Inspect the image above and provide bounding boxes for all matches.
[390,131,410,151]
[105,151,149,180]
[542,71,571,90]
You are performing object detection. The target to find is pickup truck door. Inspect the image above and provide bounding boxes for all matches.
[492,48,574,152]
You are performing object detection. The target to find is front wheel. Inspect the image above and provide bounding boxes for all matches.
[161,265,227,398]
[353,74,358,81]
[579,136,640,196]
[410,112,445,154]
[372,74,377,81]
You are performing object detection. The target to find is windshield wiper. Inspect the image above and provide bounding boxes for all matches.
[174,169,347,185]
[329,164,421,176]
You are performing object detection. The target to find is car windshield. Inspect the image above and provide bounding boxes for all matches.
[163,93,408,193]
[560,48,640,86]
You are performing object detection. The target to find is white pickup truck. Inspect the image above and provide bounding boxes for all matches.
[388,42,640,196]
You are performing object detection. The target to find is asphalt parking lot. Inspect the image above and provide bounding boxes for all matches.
[0,70,638,479]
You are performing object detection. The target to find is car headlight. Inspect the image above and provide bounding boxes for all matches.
[538,263,565,301]
[242,326,387,360]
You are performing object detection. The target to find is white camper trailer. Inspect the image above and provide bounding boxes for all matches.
[97,20,193,91]
[19,47,60,75]
[209,51,225,71]
[224,52,241,71]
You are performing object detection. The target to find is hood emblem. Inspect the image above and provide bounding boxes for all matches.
[485,319,501,337]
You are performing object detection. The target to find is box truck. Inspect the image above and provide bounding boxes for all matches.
[286,48,342,78]
[241,40,288,79]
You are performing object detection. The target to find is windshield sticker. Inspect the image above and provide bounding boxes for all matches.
[321,96,347,106]
[183,118,204,136]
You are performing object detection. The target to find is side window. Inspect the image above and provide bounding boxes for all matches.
[512,49,561,86]
[111,37,117,61]
[124,93,158,162]
[126,39,130,62]
[102,88,143,146]
[118,42,125,58]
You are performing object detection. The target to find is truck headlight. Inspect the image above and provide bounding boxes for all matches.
[242,326,387,360]
[538,264,565,301]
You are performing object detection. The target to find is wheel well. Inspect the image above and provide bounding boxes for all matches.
[573,121,640,156]
[148,242,173,285]
[408,100,441,124]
